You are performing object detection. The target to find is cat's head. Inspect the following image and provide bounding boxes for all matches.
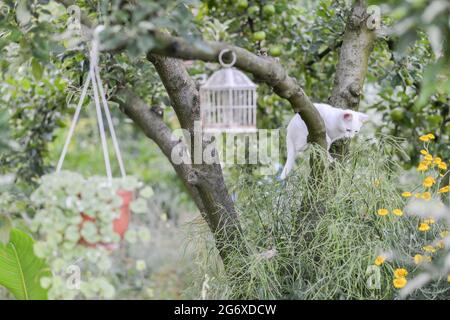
[340,110,369,138]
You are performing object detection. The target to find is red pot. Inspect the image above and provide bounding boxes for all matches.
[79,189,133,248]
[113,189,133,238]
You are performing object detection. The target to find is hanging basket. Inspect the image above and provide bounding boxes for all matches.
[200,49,258,133]
[30,171,147,250]
[48,27,136,250]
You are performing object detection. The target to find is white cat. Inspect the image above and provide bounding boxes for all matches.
[280,103,369,179]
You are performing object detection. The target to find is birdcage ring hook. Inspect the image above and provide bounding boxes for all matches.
[218,49,237,68]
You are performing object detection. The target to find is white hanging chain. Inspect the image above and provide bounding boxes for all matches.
[56,25,126,183]
[89,50,113,182]
[56,72,91,173]
[94,65,126,178]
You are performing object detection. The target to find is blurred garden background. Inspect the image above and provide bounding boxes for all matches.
[0,0,449,300]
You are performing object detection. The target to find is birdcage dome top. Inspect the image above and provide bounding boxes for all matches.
[201,68,257,90]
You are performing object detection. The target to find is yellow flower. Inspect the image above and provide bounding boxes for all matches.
[423,245,436,253]
[414,254,432,264]
[374,256,385,266]
[421,192,431,200]
[434,157,442,165]
[427,133,435,140]
[447,275,450,283]
[374,179,381,187]
[424,154,433,161]
[423,218,435,225]
[436,240,445,250]
[438,162,448,170]
[414,254,431,265]
[419,135,430,142]
[394,268,408,278]
[377,208,389,216]
[414,254,424,265]
[393,277,407,289]
[440,230,450,238]
[393,209,403,216]
[420,149,428,155]
[417,163,429,172]
[401,191,412,198]
[422,176,436,188]
[418,223,430,232]
[438,186,450,194]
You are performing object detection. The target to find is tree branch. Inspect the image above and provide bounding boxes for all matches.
[114,87,214,217]
[306,40,344,68]
[146,54,199,133]
[147,31,327,148]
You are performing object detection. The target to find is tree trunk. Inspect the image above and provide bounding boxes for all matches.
[330,0,377,157]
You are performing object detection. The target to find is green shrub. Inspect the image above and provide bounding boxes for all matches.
[189,135,449,299]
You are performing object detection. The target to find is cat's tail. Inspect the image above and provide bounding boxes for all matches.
[280,140,296,180]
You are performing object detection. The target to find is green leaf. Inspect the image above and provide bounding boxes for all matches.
[0,229,51,300]
[31,58,43,80]
[0,215,12,245]
[140,186,154,198]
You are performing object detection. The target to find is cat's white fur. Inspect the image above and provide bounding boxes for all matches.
[280,103,369,179]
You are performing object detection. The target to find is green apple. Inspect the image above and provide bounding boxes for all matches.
[248,5,259,15]
[427,114,443,126]
[263,4,275,16]
[253,31,266,41]
[390,108,405,122]
[237,0,248,10]
[269,45,282,57]
[268,24,278,33]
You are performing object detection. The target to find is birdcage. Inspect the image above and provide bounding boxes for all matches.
[200,49,257,133]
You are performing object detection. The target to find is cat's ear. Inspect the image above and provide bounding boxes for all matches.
[358,112,369,123]
[343,111,353,121]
